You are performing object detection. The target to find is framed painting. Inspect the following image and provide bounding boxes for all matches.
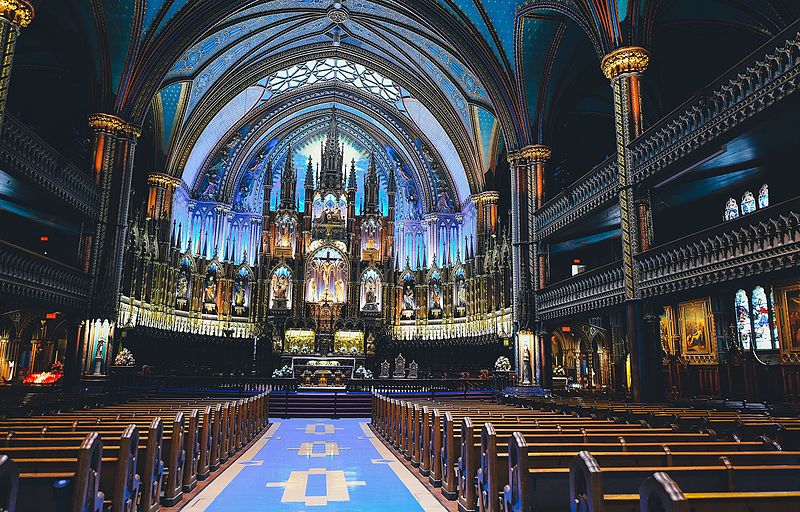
[678,299,715,357]
[659,306,675,355]
[775,283,800,353]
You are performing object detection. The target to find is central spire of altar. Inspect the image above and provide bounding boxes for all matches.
[319,105,345,191]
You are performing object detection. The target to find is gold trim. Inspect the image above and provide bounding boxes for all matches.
[88,113,142,139]
[0,0,33,28]
[775,282,800,354]
[147,173,182,188]
[507,144,551,163]
[601,46,650,80]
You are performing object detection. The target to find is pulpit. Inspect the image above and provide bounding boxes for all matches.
[379,360,390,379]
[394,354,406,378]
[407,361,418,379]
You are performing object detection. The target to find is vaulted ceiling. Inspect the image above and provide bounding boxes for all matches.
[9,0,800,212]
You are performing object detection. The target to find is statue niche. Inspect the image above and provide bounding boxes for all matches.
[203,263,219,313]
[232,266,253,316]
[176,256,193,311]
[306,248,347,304]
[269,265,293,311]
[428,271,443,320]
[360,268,382,313]
[401,273,416,320]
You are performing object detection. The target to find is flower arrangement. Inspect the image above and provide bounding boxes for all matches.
[114,348,136,367]
[553,365,566,376]
[272,365,293,378]
[354,365,373,379]
[494,356,511,372]
[50,361,64,373]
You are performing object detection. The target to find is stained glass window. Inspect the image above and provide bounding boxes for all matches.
[267,58,404,108]
[770,289,780,346]
[724,198,739,221]
[751,286,773,350]
[735,289,752,349]
[741,191,756,215]
[758,184,769,209]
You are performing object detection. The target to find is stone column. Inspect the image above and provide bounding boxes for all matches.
[508,145,550,383]
[87,113,142,325]
[0,0,33,129]
[601,46,652,401]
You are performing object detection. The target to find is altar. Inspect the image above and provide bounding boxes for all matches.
[286,356,361,390]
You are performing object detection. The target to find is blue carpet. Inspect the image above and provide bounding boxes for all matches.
[203,418,434,511]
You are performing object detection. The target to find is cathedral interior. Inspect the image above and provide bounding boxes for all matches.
[1,1,800,510]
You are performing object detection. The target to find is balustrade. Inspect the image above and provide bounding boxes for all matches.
[535,157,618,239]
[637,197,800,297]
[0,113,99,217]
[0,240,92,307]
[536,262,625,321]
[630,21,800,183]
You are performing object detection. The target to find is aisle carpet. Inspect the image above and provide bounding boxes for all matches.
[184,418,446,511]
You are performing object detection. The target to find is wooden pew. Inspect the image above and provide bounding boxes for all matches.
[3,425,141,512]
[569,451,800,512]
[15,433,104,512]
[639,471,800,512]
[0,455,18,512]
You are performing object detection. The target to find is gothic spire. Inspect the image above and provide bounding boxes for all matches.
[365,153,379,214]
[280,144,297,210]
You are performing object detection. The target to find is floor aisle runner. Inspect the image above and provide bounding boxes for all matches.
[183,418,446,511]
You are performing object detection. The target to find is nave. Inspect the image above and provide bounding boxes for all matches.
[3,390,800,511]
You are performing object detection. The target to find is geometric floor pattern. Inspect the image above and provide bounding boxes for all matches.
[183,418,446,511]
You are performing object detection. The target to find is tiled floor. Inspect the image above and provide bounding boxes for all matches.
[182,418,446,511]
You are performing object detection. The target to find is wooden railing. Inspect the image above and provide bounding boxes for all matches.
[0,240,91,308]
[637,197,800,297]
[536,262,625,321]
[0,114,98,217]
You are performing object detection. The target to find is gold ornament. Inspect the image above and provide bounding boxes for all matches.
[508,144,551,163]
[88,113,142,139]
[600,46,650,80]
[147,173,182,188]
[0,0,33,28]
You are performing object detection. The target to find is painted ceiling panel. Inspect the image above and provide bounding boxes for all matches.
[403,97,470,204]
[154,0,192,34]
[105,0,136,93]
[182,85,265,189]
[157,81,188,153]
[473,106,496,171]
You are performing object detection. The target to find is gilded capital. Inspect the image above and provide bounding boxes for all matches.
[508,144,551,164]
[88,113,142,139]
[0,0,33,28]
[600,46,650,80]
[147,173,182,188]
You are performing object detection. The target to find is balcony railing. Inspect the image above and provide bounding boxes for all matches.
[0,114,99,218]
[630,20,800,184]
[637,197,800,297]
[0,240,92,308]
[536,262,625,321]
[535,156,618,239]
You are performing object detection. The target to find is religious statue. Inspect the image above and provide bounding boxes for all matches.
[204,273,216,302]
[307,277,317,302]
[176,272,188,299]
[234,281,246,307]
[457,282,466,306]
[431,284,442,309]
[403,286,415,311]
[272,273,288,301]
[365,279,377,304]
[335,277,345,302]
[276,219,291,248]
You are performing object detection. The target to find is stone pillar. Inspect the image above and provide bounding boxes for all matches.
[601,46,651,401]
[0,0,33,129]
[508,145,550,383]
[87,113,142,325]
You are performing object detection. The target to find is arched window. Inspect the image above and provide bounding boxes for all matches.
[734,289,752,349]
[740,191,756,215]
[751,286,773,350]
[758,184,769,209]
[723,198,739,221]
[734,287,779,351]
